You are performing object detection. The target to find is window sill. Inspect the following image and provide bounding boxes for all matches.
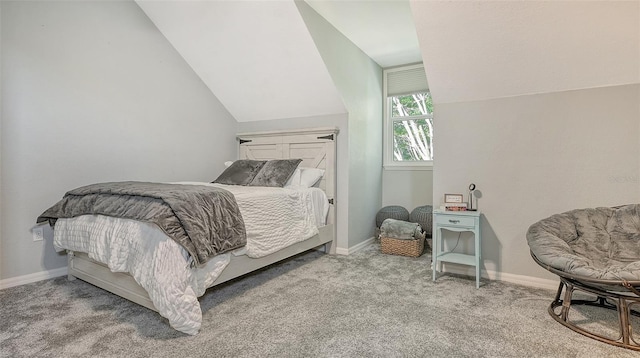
[383,164,433,171]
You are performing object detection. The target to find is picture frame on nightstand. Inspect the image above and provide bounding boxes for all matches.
[444,194,463,203]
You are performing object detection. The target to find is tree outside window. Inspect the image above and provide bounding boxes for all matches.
[390,92,433,162]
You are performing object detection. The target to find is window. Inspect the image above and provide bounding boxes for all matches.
[383,64,432,169]
[390,92,433,161]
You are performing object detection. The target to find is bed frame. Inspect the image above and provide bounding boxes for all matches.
[66,127,339,312]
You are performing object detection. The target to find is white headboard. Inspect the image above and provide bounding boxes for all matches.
[236,127,339,225]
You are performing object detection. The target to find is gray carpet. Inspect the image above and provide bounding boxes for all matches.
[1,243,638,357]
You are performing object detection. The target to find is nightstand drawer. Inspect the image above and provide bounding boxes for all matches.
[435,215,476,228]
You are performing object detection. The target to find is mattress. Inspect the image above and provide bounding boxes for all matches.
[53,183,329,335]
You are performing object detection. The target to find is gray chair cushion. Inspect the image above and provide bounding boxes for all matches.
[527,204,640,282]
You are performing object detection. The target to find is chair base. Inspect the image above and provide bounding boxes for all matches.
[550,278,640,351]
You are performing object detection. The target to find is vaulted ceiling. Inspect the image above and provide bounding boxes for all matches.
[136,0,346,123]
[411,0,640,104]
[136,0,639,121]
[305,0,421,68]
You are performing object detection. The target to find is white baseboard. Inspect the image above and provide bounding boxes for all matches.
[1,248,560,293]
[337,240,559,290]
[335,237,376,256]
[490,270,559,291]
[0,267,68,290]
[438,264,559,291]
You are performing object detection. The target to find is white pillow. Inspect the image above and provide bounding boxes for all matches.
[299,167,325,187]
[285,167,324,188]
[284,168,301,187]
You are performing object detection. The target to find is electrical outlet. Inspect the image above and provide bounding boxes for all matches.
[32,226,44,242]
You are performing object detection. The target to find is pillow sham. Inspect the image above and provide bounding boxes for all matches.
[284,168,302,187]
[248,159,302,187]
[285,167,325,188]
[299,167,325,187]
[213,160,266,186]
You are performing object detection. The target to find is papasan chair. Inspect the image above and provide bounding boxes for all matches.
[527,204,640,351]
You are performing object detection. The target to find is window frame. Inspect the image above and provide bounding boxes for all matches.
[383,63,433,171]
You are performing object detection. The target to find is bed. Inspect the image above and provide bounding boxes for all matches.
[42,127,338,335]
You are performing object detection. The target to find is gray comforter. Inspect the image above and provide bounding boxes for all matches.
[37,181,246,267]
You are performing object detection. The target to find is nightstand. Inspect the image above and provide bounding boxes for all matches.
[432,210,482,288]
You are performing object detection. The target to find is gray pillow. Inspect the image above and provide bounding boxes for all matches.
[248,159,302,187]
[213,160,266,186]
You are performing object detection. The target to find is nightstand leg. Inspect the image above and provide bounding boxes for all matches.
[432,229,438,282]
[475,229,480,289]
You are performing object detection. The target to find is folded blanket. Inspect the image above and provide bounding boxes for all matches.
[380,218,423,240]
[37,181,246,267]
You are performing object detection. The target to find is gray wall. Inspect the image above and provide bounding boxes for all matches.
[0,4,3,278]
[0,0,238,281]
[382,169,433,212]
[433,84,640,282]
[297,1,383,249]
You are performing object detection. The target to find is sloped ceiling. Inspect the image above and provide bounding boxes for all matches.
[136,0,346,122]
[410,1,640,104]
[305,0,421,68]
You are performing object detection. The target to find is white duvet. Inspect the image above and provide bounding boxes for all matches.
[53,183,328,335]
[208,183,327,258]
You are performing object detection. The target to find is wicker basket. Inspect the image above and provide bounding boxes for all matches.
[380,235,425,257]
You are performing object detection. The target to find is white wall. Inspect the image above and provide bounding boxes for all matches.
[297,1,383,250]
[433,84,640,281]
[136,0,346,123]
[382,169,433,211]
[0,0,238,281]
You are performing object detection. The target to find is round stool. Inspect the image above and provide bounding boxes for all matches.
[375,205,409,228]
[410,205,433,236]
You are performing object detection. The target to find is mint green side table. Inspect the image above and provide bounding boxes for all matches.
[432,210,482,288]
